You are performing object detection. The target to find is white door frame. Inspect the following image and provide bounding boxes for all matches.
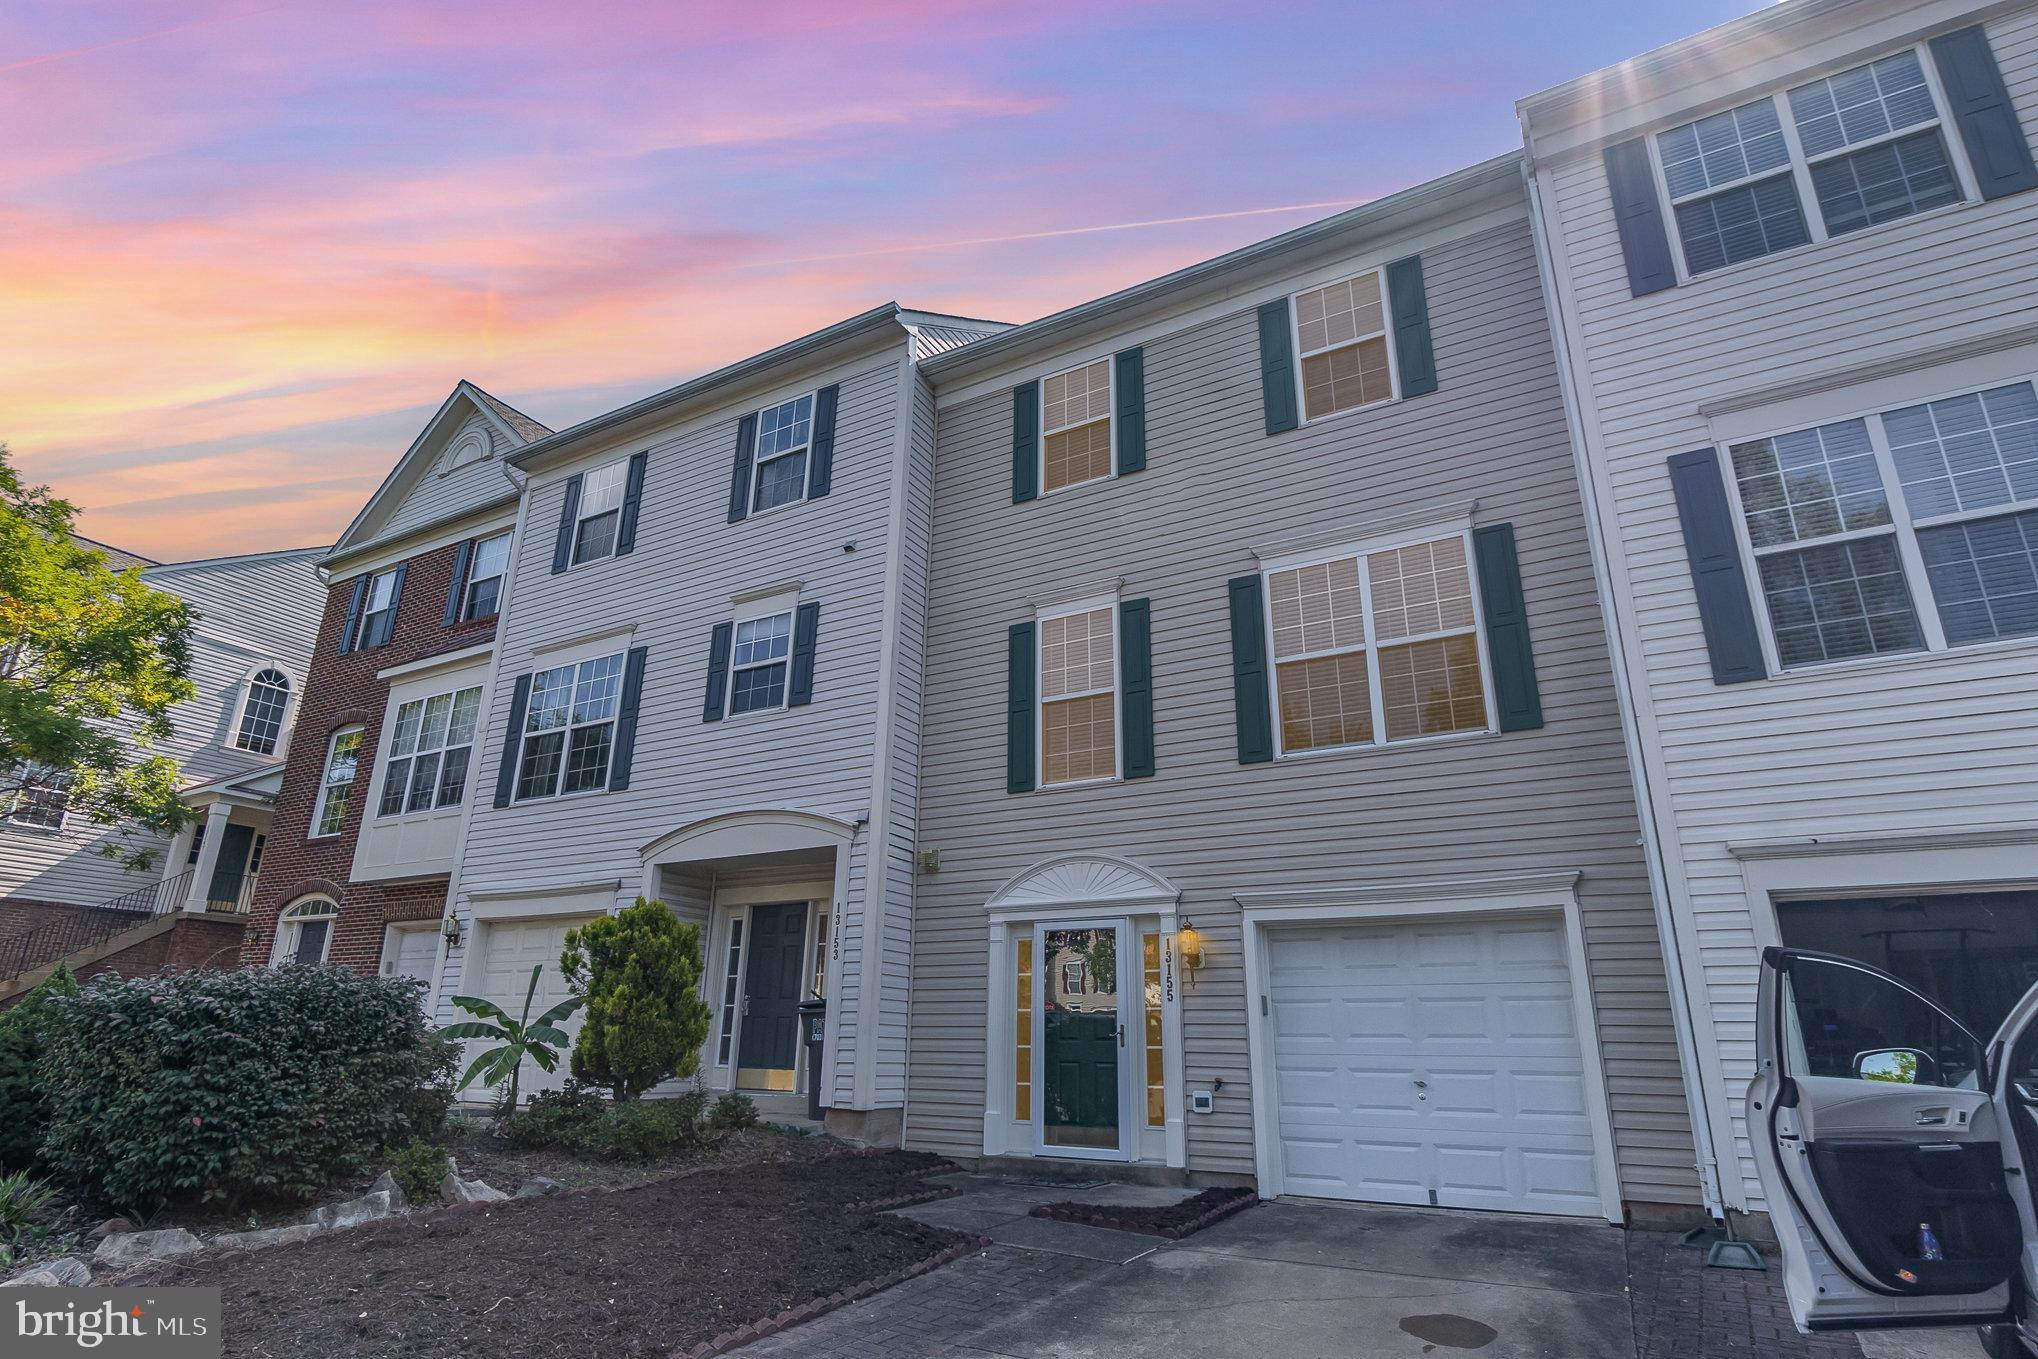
[702,879,831,1094]
[380,919,445,1013]
[1236,870,1624,1224]
[1031,918,1137,1162]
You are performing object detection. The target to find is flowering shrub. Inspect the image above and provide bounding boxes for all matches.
[36,966,454,1210]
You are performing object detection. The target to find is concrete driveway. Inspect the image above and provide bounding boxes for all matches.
[740,1175,1635,1358]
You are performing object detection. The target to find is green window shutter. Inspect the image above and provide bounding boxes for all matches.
[1255,299,1299,435]
[1011,381,1039,504]
[1007,622,1036,792]
[1119,598,1154,779]
[1471,524,1543,732]
[1114,347,1147,475]
[1226,576,1274,764]
[1385,255,1438,398]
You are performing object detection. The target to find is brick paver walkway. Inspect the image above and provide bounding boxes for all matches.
[1625,1229,1862,1359]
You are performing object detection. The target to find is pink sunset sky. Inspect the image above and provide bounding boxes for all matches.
[7,0,1754,562]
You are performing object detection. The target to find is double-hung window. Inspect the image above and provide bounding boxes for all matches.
[515,653,624,799]
[1037,601,1118,786]
[1,767,69,831]
[378,687,482,815]
[1655,46,1966,277]
[233,668,291,754]
[354,569,400,648]
[1265,532,1493,755]
[461,531,511,621]
[1726,378,2038,667]
[728,611,793,715]
[572,460,628,566]
[751,395,815,514]
[311,727,363,837]
[1040,359,1112,494]
[1293,271,1395,420]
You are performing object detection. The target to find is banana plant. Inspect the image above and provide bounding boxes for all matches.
[441,965,582,1124]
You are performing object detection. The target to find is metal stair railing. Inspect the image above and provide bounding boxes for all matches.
[1,867,194,984]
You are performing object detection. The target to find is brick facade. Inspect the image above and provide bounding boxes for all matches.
[241,537,498,977]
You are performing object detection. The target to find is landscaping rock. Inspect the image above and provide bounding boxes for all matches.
[210,1224,323,1253]
[2,1257,91,1288]
[441,1172,508,1204]
[369,1170,408,1210]
[89,1217,134,1240]
[304,1189,396,1230]
[93,1229,204,1268]
[516,1176,566,1198]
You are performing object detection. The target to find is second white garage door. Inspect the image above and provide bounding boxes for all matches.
[1265,914,1603,1217]
[472,914,598,1098]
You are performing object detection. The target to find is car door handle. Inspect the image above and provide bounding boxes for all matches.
[1915,1107,1951,1126]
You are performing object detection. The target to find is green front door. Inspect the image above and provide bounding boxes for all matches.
[1041,926,1122,1151]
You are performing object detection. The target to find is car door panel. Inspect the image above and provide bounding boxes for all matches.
[1750,948,2019,1331]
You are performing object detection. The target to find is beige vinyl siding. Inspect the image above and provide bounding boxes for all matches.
[0,550,323,907]
[909,213,1699,1205]
[1530,4,2038,1211]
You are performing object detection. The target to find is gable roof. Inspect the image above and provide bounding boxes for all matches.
[69,533,157,570]
[328,380,549,559]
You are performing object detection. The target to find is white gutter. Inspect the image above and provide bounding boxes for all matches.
[1517,147,1725,1219]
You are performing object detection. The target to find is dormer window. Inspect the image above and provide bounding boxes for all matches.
[233,668,292,755]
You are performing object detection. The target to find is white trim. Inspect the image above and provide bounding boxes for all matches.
[525,624,637,665]
[1033,595,1124,791]
[745,388,821,518]
[1290,264,1402,427]
[379,919,448,1017]
[376,642,495,683]
[467,877,622,905]
[509,649,628,802]
[270,894,339,967]
[564,453,632,569]
[1036,354,1117,498]
[308,725,364,840]
[724,602,798,719]
[1250,500,1476,566]
[228,661,298,759]
[458,528,514,623]
[731,579,804,608]
[1237,870,1624,1223]
[986,851,1183,919]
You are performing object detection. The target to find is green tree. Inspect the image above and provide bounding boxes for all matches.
[0,963,79,1171]
[560,898,713,1102]
[443,965,582,1122]
[0,446,196,868]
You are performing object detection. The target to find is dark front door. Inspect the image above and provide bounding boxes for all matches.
[737,903,809,1074]
[206,823,256,908]
[1042,926,1121,1150]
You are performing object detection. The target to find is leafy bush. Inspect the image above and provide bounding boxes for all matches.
[443,964,581,1120]
[0,964,78,1171]
[708,1093,759,1133]
[560,899,712,1101]
[36,967,455,1211]
[503,1083,607,1150]
[385,1138,449,1205]
[505,1087,713,1161]
[0,1169,60,1269]
[443,1111,485,1137]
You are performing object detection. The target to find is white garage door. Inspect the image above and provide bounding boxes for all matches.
[1265,915,1603,1217]
[473,914,597,1098]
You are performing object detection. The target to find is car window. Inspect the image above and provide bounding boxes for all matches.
[1784,955,1982,1089]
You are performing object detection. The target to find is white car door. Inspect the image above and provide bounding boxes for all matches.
[1749,947,2027,1335]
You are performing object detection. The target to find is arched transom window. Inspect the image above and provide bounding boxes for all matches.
[277,897,338,966]
[234,668,291,755]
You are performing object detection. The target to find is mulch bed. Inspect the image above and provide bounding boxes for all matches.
[142,1151,975,1359]
[443,1124,835,1195]
[1029,1186,1257,1238]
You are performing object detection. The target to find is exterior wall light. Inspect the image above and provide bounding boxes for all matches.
[440,914,462,947]
[1177,921,1205,978]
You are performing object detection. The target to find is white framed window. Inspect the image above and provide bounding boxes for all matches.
[1039,359,1113,495]
[1722,377,2038,669]
[728,610,794,716]
[311,727,363,837]
[751,394,816,515]
[354,569,400,648]
[1036,598,1120,787]
[461,531,512,621]
[276,896,338,967]
[810,912,829,998]
[571,459,629,566]
[233,668,292,755]
[716,915,745,1065]
[1651,44,1971,280]
[515,653,624,799]
[1263,529,1495,757]
[377,686,482,816]
[1,766,69,832]
[1292,270,1397,421]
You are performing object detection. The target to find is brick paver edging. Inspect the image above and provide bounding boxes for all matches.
[1028,1189,1259,1239]
[848,1184,960,1214]
[674,1235,990,1359]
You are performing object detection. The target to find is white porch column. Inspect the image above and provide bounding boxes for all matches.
[162,820,198,906]
[183,802,233,913]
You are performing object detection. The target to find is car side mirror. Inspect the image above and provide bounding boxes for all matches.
[1855,1047,1938,1085]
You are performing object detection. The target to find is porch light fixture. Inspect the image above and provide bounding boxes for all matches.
[1177,921,1205,978]
[440,914,461,947]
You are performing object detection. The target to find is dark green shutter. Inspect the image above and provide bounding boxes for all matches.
[702,621,734,721]
[1384,255,1437,398]
[492,673,531,808]
[615,451,647,556]
[807,385,839,499]
[608,647,648,791]
[1006,622,1036,792]
[1114,347,1146,475]
[1930,26,2038,200]
[727,413,758,523]
[1603,138,1678,296]
[1471,524,1543,732]
[551,473,583,573]
[441,538,473,627]
[1119,598,1154,779]
[1227,576,1274,764]
[337,575,367,654]
[1668,449,1768,685]
[1011,381,1039,503]
[1256,299,1299,435]
[787,602,821,706]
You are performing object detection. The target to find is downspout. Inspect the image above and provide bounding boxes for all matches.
[1517,142,1725,1219]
